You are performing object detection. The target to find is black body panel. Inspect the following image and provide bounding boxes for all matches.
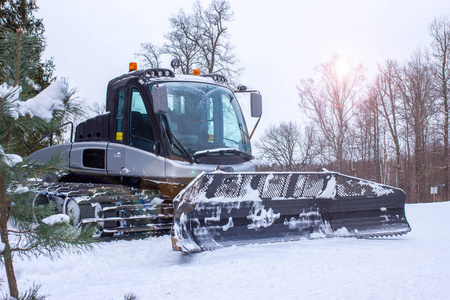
[75,114,110,142]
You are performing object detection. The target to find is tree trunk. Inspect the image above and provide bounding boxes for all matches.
[374,106,382,183]
[443,90,449,202]
[414,126,426,203]
[0,176,19,298]
[394,138,404,190]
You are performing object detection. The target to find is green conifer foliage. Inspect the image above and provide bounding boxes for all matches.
[1,1,80,156]
[0,0,54,93]
[0,27,82,156]
[0,29,95,299]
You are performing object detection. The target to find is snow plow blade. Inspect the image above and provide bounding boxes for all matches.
[172,172,411,252]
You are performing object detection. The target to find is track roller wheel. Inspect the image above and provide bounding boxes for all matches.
[65,199,81,227]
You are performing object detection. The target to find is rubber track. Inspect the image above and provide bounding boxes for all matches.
[29,181,174,239]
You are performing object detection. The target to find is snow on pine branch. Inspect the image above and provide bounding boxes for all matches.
[17,79,67,121]
[0,144,22,167]
[0,79,67,122]
[0,83,21,102]
[42,214,70,225]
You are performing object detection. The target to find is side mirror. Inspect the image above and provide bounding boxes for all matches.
[250,93,262,118]
[152,85,169,113]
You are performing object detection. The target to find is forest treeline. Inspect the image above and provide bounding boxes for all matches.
[256,17,450,204]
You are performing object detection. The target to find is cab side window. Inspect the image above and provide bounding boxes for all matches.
[130,88,155,152]
[115,89,125,141]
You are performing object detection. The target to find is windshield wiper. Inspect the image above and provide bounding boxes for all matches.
[193,148,254,160]
[162,114,194,163]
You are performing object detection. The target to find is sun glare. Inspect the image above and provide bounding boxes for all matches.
[335,57,352,78]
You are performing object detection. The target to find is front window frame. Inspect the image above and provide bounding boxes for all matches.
[152,81,251,157]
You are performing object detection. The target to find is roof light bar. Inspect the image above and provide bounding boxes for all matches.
[201,73,228,83]
[143,68,175,78]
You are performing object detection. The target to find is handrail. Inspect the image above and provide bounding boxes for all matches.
[28,121,74,155]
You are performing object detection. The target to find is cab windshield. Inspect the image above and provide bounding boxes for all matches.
[159,82,250,155]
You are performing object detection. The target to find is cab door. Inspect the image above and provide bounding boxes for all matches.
[125,86,166,178]
[107,87,126,176]
[128,87,157,152]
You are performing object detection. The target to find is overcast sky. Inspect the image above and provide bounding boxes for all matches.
[36,0,450,141]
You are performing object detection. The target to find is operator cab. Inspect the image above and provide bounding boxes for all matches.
[97,65,262,165]
[29,64,262,183]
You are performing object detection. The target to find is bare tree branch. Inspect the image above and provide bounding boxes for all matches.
[255,121,318,171]
[298,54,365,172]
[135,42,162,69]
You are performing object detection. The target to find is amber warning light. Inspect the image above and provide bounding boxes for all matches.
[129,62,138,72]
[193,69,201,76]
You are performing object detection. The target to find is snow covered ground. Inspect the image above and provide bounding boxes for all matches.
[2,201,449,300]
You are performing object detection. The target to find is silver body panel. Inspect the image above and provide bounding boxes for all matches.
[26,144,72,165]
[123,146,166,177]
[106,143,125,175]
[165,158,255,179]
[70,142,108,175]
[28,142,255,180]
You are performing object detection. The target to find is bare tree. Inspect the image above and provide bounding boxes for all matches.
[351,88,383,182]
[135,1,241,81]
[166,0,240,80]
[428,16,450,201]
[88,101,106,116]
[255,121,317,171]
[194,0,240,79]
[135,42,162,69]
[397,50,436,202]
[164,10,199,75]
[375,60,405,189]
[298,54,365,172]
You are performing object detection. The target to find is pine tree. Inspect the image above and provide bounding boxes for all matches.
[0,26,81,156]
[0,0,54,93]
[0,29,95,299]
[1,1,76,156]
